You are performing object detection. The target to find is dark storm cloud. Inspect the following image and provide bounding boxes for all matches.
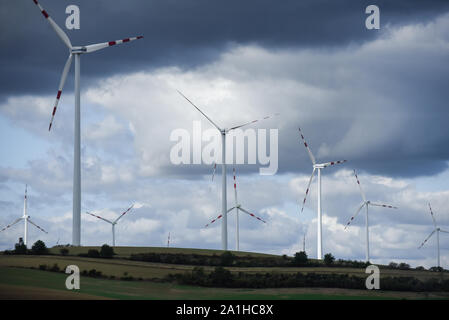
[1,0,449,99]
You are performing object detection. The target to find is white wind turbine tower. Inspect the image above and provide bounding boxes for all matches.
[204,167,266,251]
[418,203,449,269]
[298,127,347,260]
[344,169,397,262]
[0,185,48,247]
[85,205,134,247]
[177,90,277,250]
[33,0,143,246]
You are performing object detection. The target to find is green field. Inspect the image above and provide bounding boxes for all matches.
[1,267,447,300]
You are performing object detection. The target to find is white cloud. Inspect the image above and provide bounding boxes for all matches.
[1,13,449,269]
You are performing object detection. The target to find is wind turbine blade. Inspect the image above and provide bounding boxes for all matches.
[239,207,267,224]
[322,160,347,168]
[176,90,222,131]
[114,204,135,223]
[48,54,73,131]
[227,113,280,131]
[353,169,367,203]
[369,203,398,209]
[298,127,316,165]
[428,203,437,229]
[344,202,366,230]
[84,36,143,53]
[32,0,72,49]
[0,218,22,233]
[300,168,316,214]
[439,229,449,234]
[204,208,235,228]
[27,219,48,234]
[418,229,436,249]
[85,211,113,224]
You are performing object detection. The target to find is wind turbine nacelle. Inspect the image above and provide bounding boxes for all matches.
[71,47,87,54]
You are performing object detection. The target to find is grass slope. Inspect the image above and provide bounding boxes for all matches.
[2,266,447,300]
[0,253,444,281]
[48,246,278,258]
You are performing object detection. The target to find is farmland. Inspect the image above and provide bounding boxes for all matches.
[0,246,448,300]
[1,267,448,300]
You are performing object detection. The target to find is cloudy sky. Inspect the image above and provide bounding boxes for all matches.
[1,0,449,268]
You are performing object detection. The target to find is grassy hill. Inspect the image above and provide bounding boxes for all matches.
[0,267,448,300]
[1,246,448,300]
[48,246,279,258]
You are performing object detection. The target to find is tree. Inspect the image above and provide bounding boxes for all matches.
[14,238,27,254]
[398,262,410,270]
[429,266,444,272]
[31,240,48,255]
[210,267,233,287]
[220,251,235,266]
[292,251,308,266]
[100,244,114,259]
[87,249,100,258]
[388,262,399,269]
[415,266,426,271]
[324,253,335,266]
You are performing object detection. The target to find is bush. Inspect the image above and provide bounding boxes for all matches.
[31,240,48,255]
[100,244,114,259]
[429,266,444,272]
[210,267,233,287]
[167,269,449,292]
[60,248,69,256]
[292,251,308,266]
[388,262,399,269]
[87,249,100,258]
[50,263,60,272]
[398,263,411,270]
[220,251,235,266]
[192,266,206,278]
[415,266,426,271]
[324,253,335,266]
[88,269,102,278]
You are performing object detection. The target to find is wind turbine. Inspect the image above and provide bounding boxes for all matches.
[0,185,48,247]
[344,169,397,262]
[85,205,134,247]
[298,127,347,259]
[205,167,266,251]
[177,90,277,250]
[32,0,143,246]
[418,203,449,269]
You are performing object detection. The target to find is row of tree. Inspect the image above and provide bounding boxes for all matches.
[167,266,449,292]
[2,238,49,255]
